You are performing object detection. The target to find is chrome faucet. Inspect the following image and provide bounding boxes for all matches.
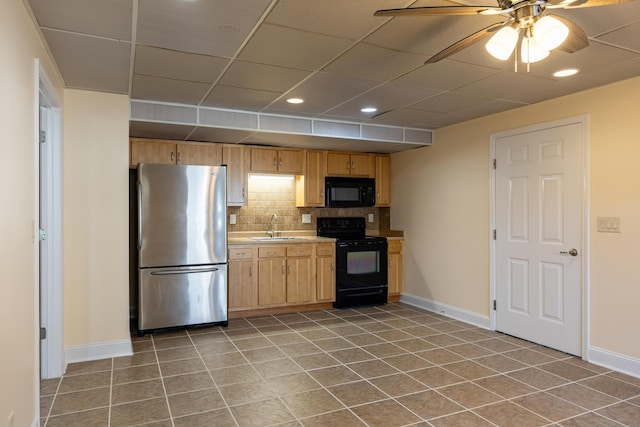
[268,214,278,238]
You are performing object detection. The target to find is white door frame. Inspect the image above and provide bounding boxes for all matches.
[36,60,64,379]
[489,115,590,359]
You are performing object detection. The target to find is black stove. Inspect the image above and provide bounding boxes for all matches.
[317,217,388,308]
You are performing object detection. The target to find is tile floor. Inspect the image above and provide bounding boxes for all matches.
[40,303,640,426]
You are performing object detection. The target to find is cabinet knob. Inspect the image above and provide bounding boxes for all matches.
[351,161,355,170]
[347,161,351,169]
[171,151,175,162]
[177,151,181,163]
[273,157,277,166]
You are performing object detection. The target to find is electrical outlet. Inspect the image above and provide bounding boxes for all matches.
[229,214,236,225]
[368,213,374,223]
[301,214,311,224]
[8,411,15,427]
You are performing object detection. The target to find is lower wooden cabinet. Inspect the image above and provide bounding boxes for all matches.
[228,242,333,313]
[316,244,335,302]
[388,240,403,297]
[228,246,257,310]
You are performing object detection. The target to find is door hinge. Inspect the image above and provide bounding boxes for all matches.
[493,158,496,169]
[493,229,496,240]
[39,130,46,144]
[493,300,497,310]
[39,228,47,242]
[40,327,47,340]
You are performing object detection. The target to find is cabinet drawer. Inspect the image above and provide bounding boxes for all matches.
[258,246,286,258]
[229,247,254,260]
[286,245,313,257]
[316,244,335,256]
[388,240,403,253]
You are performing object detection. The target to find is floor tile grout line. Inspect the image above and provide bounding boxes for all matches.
[150,334,177,427]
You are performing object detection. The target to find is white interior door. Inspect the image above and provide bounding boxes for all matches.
[495,121,583,356]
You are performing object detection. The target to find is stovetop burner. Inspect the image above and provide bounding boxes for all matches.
[317,217,369,240]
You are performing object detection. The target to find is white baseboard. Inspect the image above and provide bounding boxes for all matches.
[65,338,133,365]
[588,346,640,379]
[400,293,491,330]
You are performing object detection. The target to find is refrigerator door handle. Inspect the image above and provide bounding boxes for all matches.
[150,267,220,276]
[137,181,143,250]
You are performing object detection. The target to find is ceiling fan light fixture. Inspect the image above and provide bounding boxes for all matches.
[521,33,549,63]
[533,16,569,51]
[485,26,518,60]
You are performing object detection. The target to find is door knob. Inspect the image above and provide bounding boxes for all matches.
[560,248,578,256]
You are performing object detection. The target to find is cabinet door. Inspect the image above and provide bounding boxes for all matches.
[297,150,326,207]
[375,154,391,206]
[223,145,249,206]
[286,257,313,303]
[277,149,304,174]
[228,259,257,310]
[250,147,278,173]
[350,154,374,177]
[258,258,286,306]
[316,256,335,302]
[388,247,403,296]
[130,138,176,168]
[326,152,352,176]
[177,142,221,166]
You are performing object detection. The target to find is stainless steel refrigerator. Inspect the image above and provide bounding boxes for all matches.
[137,163,228,334]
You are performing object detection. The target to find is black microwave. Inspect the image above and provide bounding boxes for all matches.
[325,177,375,207]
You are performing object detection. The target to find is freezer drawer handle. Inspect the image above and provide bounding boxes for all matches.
[150,267,219,276]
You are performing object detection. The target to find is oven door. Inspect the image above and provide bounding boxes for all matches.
[336,240,388,289]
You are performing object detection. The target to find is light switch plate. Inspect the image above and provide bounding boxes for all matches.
[368,213,374,223]
[229,214,236,225]
[597,216,620,233]
[301,214,311,224]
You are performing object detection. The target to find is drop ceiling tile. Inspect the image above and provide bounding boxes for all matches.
[366,14,501,57]
[131,74,212,104]
[129,121,196,141]
[324,43,425,82]
[264,72,380,115]
[410,92,492,114]
[188,127,254,144]
[28,0,132,40]
[596,21,640,51]
[265,0,401,40]
[324,83,440,119]
[41,29,130,93]
[219,61,311,93]
[392,60,502,91]
[560,56,640,90]
[238,23,354,71]
[134,46,229,83]
[553,2,640,37]
[437,99,528,127]
[202,85,283,111]
[453,71,560,104]
[137,0,271,56]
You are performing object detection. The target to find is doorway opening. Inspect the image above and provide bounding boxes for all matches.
[38,61,64,379]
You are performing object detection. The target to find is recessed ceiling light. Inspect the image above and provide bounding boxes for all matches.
[287,98,304,104]
[361,106,378,113]
[553,68,579,77]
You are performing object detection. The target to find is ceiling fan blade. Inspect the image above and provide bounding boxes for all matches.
[425,21,507,64]
[374,6,502,17]
[553,15,589,53]
[549,0,636,8]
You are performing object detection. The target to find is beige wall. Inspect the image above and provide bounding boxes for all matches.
[63,90,131,347]
[391,76,640,361]
[0,0,64,424]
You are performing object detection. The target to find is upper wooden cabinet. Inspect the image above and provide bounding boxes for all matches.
[249,147,304,174]
[374,154,391,207]
[222,144,249,206]
[129,138,221,168]
[296,150,326,207]
[326,152,373,177]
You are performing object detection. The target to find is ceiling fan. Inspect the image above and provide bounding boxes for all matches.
[374,0,635,68]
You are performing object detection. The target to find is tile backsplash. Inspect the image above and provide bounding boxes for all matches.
[228,175,389,234]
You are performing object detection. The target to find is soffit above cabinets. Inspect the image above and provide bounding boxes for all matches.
[26,0,640,153]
